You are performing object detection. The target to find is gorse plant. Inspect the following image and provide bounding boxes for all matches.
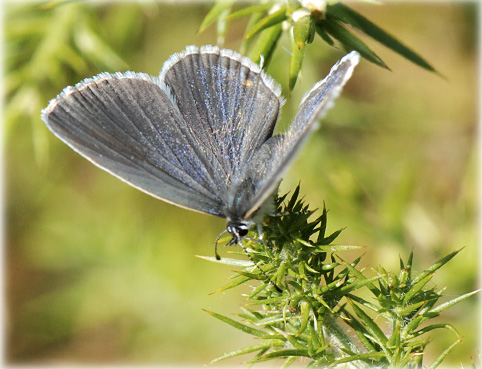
[198,2,475,367]
[201,185,477,367]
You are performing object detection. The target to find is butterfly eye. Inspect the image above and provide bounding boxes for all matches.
[237,225,249,237]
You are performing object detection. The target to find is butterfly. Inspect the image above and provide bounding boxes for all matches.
[42,45,359,253]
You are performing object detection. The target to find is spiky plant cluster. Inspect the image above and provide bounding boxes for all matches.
[200,185,477,368]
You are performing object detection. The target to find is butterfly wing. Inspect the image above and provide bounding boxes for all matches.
[237,51,360,219]
[41,46,282,218]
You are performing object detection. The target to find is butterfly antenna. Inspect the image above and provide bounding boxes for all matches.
[214,230,228,260]
[238,240,282,292]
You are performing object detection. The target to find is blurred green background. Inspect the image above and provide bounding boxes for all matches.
[5,1,478,366]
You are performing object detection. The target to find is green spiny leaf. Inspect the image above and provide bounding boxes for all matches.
[427,338,462,369]
[402,273,434,304]
[257,348,311,360]
[308,322,322,351]
[293,14,312,49]
[212,274,251,293]
[195,254,253,267]
[342,308,376,352]
[322,17,388,69]
[337,274,383,294]
[287,184,301,210]
[228,2,274,20]
[328,3,436,73]
[247,21,282,66]
[350,300,390,351]
[289,38,304,91]
[210,339,285,364]
[198,0,234,33]
[395,300,426,316]
[318,227,346,245]
[429,289,480,315]
[245,6,287,40]
[412,323,459,339]
[203,309,268,337]
[315,22,335,46]
[247,295,287,306]
[337,256,381,296]
[296,300,311,336]
[329,352,386,366]
[412,249,461,284]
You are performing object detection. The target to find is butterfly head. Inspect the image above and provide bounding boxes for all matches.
[226,221,250,245]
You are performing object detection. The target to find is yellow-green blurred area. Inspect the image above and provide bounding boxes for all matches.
[5,1,478,366]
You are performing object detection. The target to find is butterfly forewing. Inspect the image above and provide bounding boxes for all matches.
[43,73,226,216]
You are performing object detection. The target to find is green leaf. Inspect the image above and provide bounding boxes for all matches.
[427,338,462,369]
[247,295,287,305]
[315,22,335,46]
[330,352,386,366]
[395,300,426,316]
[337,274,383,294]
[245,6,287,40]
[308,322,322,351]
[255,315,287,326]
[203,309,268,337]
[317,227,345,245]
[228,2,274,20]
[296,300,311,336]
[213,274,251,293]
[210,339,285,363]
[247,22,282,66]
[293,14,312,49]
[412,323,459,338]
[337,256,381,296]
[315,204,328,242]
[328,3,436,73]
[195,254,253,267]
[322,17,388,69]
[287,183,301,210]
[412,249,461,284]
[216,6,231,45]
[404,315,426,334]
[259,348,311,360]
[350,300,390,352]
[429,289,480,315]
[341,309,376,352]
[198,0,234,33]
[402,273,434,304]
[347,293,379,311]
[314,244,362,252]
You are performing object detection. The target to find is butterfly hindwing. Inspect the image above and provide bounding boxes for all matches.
[240,51,360,219]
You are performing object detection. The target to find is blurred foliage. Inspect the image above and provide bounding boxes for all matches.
[5,0,478,366]
[203,186,477,367]
[200,0,436,90]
